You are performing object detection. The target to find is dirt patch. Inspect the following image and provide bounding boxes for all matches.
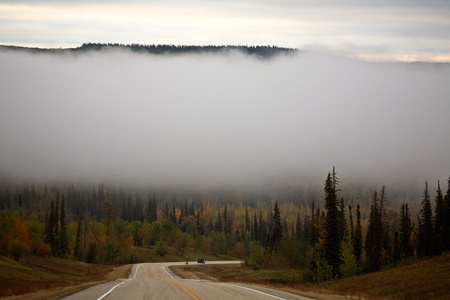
[105,264,133,281]
[170,265,221,281]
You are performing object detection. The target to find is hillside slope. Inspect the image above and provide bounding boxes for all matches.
[316,252,450,299]
[0,255,128,299]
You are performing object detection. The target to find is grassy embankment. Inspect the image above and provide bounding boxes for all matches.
[0,247,231,299]
[0,255,125,299]
[171,252,450,299]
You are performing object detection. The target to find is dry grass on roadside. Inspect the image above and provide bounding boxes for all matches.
[0,255,131,299]
[315,252,450,300]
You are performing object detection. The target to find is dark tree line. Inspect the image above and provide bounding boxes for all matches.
[0,43,297,58]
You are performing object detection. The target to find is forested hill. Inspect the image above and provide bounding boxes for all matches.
[0,43,297,58]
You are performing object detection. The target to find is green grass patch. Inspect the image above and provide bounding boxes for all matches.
[240,269,302,284]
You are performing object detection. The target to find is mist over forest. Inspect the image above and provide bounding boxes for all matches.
[1,46,450,286]
[1,46,449,192]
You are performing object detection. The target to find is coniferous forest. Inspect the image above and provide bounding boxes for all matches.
[1,168,449,281]
[0,43,296,58]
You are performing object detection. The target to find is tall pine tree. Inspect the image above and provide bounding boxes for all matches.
[324,167,342,277]
[353,204,363,268]
[419,181,433,257]
[245,205,251,233]
[433,181,445,255]
[73,214,83,260]
[365,190,384,272]
[444,177,450,251]
[59,195,68,258]
[348,205,354,242]
[399,203,413,259]
[252,212,258,241]
[339,197,347,242]
[268,202,283,254]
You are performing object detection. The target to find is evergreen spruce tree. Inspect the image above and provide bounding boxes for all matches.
[365,191,383,272]
[379,186,391,264]
[353,204,363,268]
[324,167,342,277]
[269,202,283,254]
[259,210,267,246]
[74,215,83,260]
[170,205,177,224]
[310,200,317,246]
[399,203,413,258]
[245,205,251,232]
[51,197,60,256]
[348,205,354,242]
[433,180,445,255]
[44,202,54,250]
[419,181,433,257]
[339,197,347,241]
[253,212,258,240]
[59,195,68,258]
[223,206,231,234]
[379,186,387,233]
[444,177,450,251]
[303,215,311,245]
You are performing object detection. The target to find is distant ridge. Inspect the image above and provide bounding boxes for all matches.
[0,43,297,58]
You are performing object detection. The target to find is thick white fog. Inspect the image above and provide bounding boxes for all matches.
[1,50,449,186]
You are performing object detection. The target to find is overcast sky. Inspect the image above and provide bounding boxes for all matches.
[1,0,450,61]
[1,50,449,187]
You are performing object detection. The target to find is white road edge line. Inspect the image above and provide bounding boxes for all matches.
[97,264,141,300]
[134,264,141,279]
[97,278,131,300]
[219,283,287,300]
[163,265,174,279]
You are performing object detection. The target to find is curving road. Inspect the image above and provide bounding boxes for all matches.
[63,261,313,300]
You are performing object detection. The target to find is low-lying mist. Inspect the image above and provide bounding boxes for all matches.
[1,49,449,188]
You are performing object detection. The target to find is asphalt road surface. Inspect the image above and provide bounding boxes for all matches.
[63,261,313,300]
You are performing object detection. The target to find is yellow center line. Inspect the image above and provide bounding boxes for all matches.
[168,280,200,300]
[150,266,156,279]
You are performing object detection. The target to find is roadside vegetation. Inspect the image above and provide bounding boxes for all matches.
[172,251,450,299]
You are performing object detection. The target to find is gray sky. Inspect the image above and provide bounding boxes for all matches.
[1,0,450,61]
[1,50,449,187]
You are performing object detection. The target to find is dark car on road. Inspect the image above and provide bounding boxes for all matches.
[197,258,205,263]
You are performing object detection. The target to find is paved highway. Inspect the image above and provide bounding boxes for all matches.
[63,261,312,300]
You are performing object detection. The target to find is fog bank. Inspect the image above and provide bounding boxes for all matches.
[1,50,449,187]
